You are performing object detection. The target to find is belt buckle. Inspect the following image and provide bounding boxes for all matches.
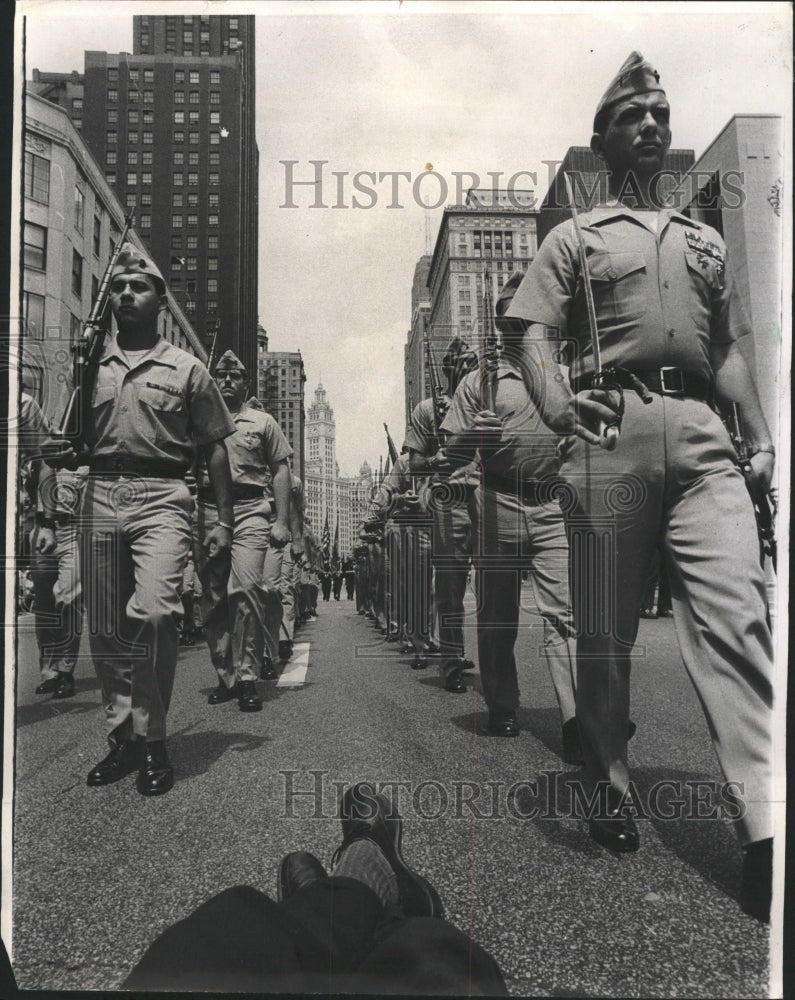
[659,367,684,394]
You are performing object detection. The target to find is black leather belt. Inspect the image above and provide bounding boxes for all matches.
[89,456,188,478]
[571,367,712,401]
[483,474,543,506]
[199,483,265,503]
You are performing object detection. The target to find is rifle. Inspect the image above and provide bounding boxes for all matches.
[479,257,499,412]
[725,403,777,571]
[206,322,220,373]
[423,323,443,451]
[59,208,135,458]
[383,423,399,466]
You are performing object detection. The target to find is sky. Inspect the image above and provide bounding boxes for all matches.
[17,0,792,476]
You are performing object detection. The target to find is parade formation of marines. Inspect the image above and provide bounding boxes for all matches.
[20,51,777,934]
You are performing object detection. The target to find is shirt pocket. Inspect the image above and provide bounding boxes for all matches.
[684,251,722,329]
[586,251,647,325]
[137,382,187,444]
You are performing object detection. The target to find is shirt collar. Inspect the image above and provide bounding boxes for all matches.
[582,200,700,230]
[101,334,177,370]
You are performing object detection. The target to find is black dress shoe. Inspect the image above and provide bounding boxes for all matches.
[333,783,445,919]
[237,680,263,712]
[740,837,772,922]
[51,672,75,700]
[561,718,585,765]
[589,789,640,853]
[277,851,327,902]
[137,741,174,796]
[278,640,293,662]
[35,676,60,695]
[482,710,519,737]
[460,658,476,673]
[208,681,237,704]
[444,669,467,694]
[411,655,427,671]
[87,740,142,786]
[260,658,279,680]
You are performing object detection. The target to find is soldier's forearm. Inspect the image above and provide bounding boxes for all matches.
[202,440,234,524]
[270,460,292,524]
[712,342,774,451]
[517,327,577,435]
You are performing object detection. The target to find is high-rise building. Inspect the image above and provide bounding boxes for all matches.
[20,92,204,424]
[536,145,695,245]
[76,13,258,373]
[414,189,539,423]
[304,383,337,535]
[337,461,375,557]
[404,254,431,425]
[29,69,85,129]
[257,336,307,482]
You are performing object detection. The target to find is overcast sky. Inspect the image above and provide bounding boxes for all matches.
[18,0,792,476]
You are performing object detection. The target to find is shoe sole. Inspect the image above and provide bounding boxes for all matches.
[588,819,640,853]
[239,702,263,712]
[137,776,174,796]
[87,769,138,787]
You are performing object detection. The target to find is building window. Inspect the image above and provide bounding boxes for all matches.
[171,234,182,248]
[128,89,139,103]
[174,90,184,104]
[125,191,136,210]
[189,90,200,104]
[173,172,183,186]
[189,131,199,144]
[186,279,197,293]
[200,30,210,48]
[187,214,198,227]
[207,235,218,249]
[229,17,239,30]
[188,151,199,165]
[186,234,198,249]
[108,67,118,83]
[183,30,193,46]
[172,192,183,207]
[207,278,218,293]
[209,90,220,105]
[174,110,184,124]
[173,151,184,164]
[74,186,85,231]
[127,150,138,165]
[208,213,219,227]
[107,129,117,144]
[106,109,117,124]
[185,301,196,316]
[140,191,151,207]
[209,111,220,125]
[24,152,50,204]
[143,89,154,103]
[93,215,101,256]
[141,171,152,185]
[189,70,200,84]
[207,299,217,315]
[105,171,116,185]
[188,110,200,125]
[174,130,184,143]
[175,70,185,84]
[143,69,154,84]
[210,70,220,84]
[172,214,183,228]
[128,109,139,124]
[140,33,150,48]
[209,132,220,146]
[208,192,219,208]
[72,118,82,130]
[107,88,118,102]
[71,249,83,297]
[139,214,151,229]
[72,98,83,112]
[126,171,137,186]
[187,171,198,186]
[186,257,197,271]
[209,151,219,166]
[209,172,219,186]
[127,131,138,144]
[187,192,198,207]
[129,67,139,83]
[23,291,45,339]
[142,131,153,145]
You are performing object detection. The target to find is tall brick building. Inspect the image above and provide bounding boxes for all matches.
[75,13,258,373]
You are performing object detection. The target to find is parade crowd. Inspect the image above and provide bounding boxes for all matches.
[13,49,777,995]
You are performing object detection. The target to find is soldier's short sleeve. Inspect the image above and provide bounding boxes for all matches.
[262,413,293,464]
[404,401,434,454]
[187,363,236,445]
[441,372,479,436]
[711,252,752,346]
[506,226,577,334]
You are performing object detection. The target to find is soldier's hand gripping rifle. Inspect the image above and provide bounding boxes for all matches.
[479,256,499,413]
[726,403,777,571]
[423,323,445,453]
[57,209,135,464]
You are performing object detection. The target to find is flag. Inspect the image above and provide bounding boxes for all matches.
[321,513,331,568]
[332,516,340,572]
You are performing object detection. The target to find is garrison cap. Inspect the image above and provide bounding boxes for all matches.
[593,51,665,132]
[214,349,247,374]
[495,271,527,335]
[111,243,166,295]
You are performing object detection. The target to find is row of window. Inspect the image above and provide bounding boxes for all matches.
[108,129,224,146]
[171,275,218,290]
[107,67,222,86]
[172,234,219,249]
[106,109,222,126]
[171,192,220,207]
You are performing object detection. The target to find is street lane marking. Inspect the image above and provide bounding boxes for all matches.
[278,643,310,687]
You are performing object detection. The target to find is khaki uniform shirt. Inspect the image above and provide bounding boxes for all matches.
[225,404,292,487]
[88,335,235,466]
[405,397,479,491]
[506,206,749,381]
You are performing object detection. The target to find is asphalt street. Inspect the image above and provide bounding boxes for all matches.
[9,589,771,997]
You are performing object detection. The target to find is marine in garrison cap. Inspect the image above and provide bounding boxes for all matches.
[214,349,248,374]
[592,50,664,132]
[111,242,167,295]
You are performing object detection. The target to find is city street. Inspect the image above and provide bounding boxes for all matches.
[10,589,770,997]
